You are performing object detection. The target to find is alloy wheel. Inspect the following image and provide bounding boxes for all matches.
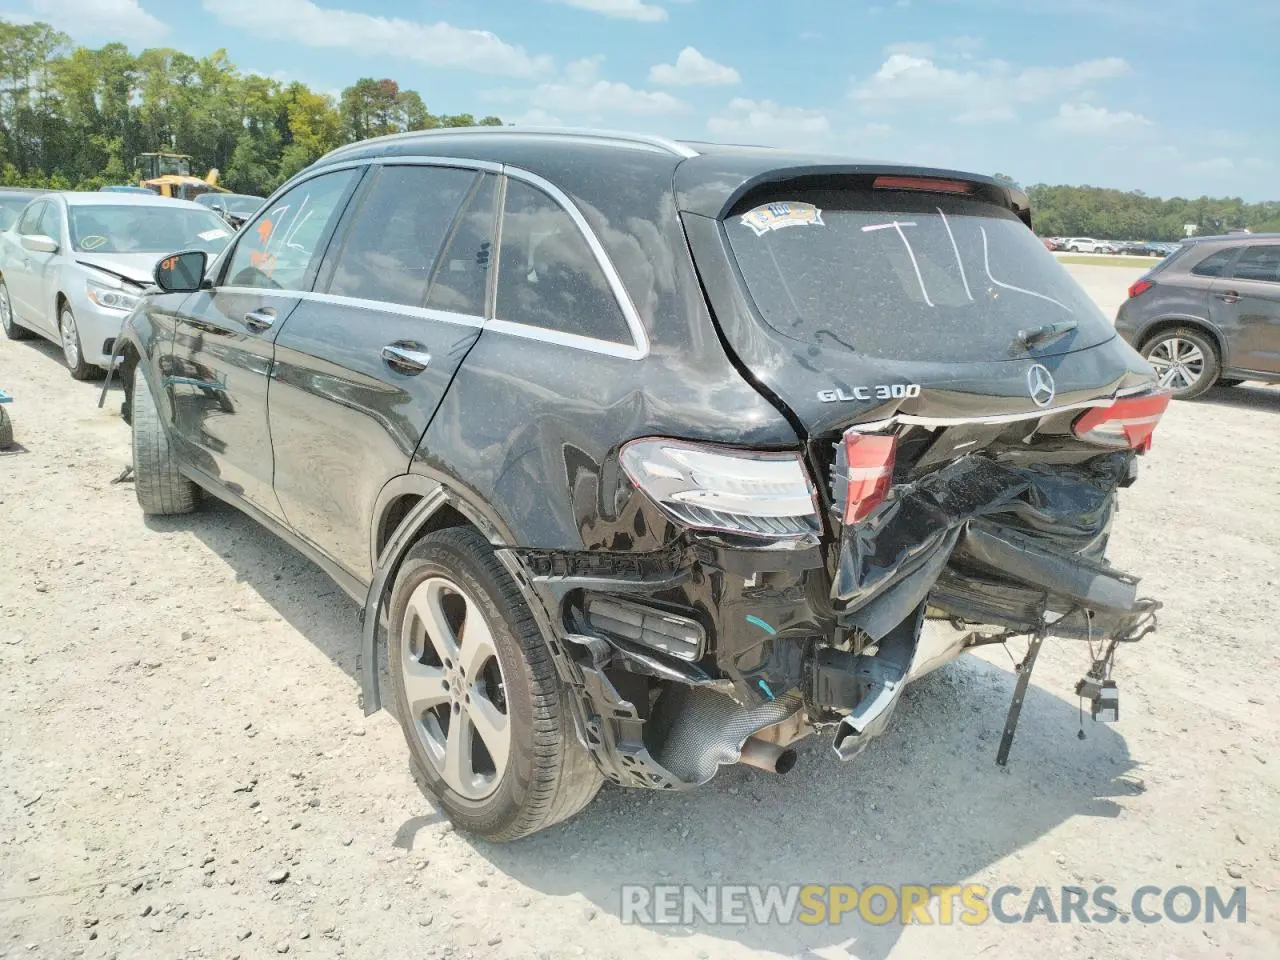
[400,576,510,801]
[59,308,80,370]
[1147,336,1205,392]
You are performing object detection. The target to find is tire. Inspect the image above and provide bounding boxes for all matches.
[388,527,602,841]
[58,303,99,381]
[131,365,199,515]
[1140,326,1221,400]
[0,406,12,449]
[0,279,30,340]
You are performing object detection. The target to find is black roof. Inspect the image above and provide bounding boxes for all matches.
[310,127,1029,222]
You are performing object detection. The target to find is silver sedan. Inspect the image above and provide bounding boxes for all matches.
[0,192,233,379]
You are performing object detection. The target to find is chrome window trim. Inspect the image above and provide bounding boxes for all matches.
[495,166,650,361]
[318,127,699,163]
[215,285,484,328]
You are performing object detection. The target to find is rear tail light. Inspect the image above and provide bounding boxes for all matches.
[1073,392,1171,451]
[1127,278,1154,299]
[836,432,897,524]
[873,176,973,195]
[620,439,819,538]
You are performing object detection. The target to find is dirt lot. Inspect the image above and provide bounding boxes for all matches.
[2,266,1279,959]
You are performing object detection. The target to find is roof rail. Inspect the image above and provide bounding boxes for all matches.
[321,126,700,162]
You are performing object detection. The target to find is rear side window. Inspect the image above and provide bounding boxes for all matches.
[326,165,478,308]
[495,180,631,344]
[1232,245,1280,283]
[723,189,1114,363]
[424,174,498,316]
[225,169,357,291]
[1190,248,1236,277]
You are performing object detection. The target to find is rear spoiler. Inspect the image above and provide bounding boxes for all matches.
[683,163,1033,230]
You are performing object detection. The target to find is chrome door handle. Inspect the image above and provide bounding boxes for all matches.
[1218,291,1240,304]
[381,343,431,374]
[244,307,276,331]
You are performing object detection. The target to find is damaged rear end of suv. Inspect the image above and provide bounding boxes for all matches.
[464,146,1169,822]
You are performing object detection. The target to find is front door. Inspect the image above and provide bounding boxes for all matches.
[166,167,362,516]
[268,164,498,580]
[1213,244,1280,375]
[8,201,58,333]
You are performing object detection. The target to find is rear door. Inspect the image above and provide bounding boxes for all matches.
[267,162,498,580]
[167,167,362,517]
[1213,244,1280,375]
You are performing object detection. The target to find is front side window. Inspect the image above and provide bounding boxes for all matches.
[225,169,357,291]
[37,203,62,243]
[68,205,231,254]
[326,165,477,308]
[495,179,631,344]
[1190,248,1236,278]
[1231,245,1280,284]
[17,201,45,236]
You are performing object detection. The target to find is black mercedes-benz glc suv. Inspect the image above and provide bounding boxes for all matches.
[116,128,1168,840]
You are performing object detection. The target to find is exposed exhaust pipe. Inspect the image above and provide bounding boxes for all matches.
[738,737,798,775]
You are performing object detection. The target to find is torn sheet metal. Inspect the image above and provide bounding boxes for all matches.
[834,450,1154,642]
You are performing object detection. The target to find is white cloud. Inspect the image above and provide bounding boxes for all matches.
[1242,157,1273,172]
[28,0,166,42]
[707,98,830,142]
[534,78,685,117]
[1045,102,1152,135]
[852,53,1130,106]
[955,105,1018,124]
[649,47,740,86]
[550,0,667,21]
[203,0,552,78]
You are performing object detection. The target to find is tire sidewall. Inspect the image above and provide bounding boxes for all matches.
[387,536,541,834]
[1142,327,1220,399]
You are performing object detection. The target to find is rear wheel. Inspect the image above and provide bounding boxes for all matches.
[1141,327,1220,399]
[131,366,199,515]
[0,279,29,340]
[388,527,602,841]
[58,304,99,381]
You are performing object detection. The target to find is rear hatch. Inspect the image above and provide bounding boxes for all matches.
[679,168,1161,642]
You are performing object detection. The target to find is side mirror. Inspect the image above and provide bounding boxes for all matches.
[21,234,57,254]
[154,250,208,293]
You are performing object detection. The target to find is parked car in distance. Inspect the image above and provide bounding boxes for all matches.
[1116,233,1280,398]
[195,191,264,228]
[1063,237,1114,253]
[0,187,50,231]
[116,127,1168,841]
[0,192,234,379]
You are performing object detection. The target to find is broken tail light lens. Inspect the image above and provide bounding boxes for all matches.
[838,432,897,524]
[1073,392,1171,451]
[620,439,819,539]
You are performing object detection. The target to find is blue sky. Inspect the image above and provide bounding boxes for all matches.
[9,0,1278,200]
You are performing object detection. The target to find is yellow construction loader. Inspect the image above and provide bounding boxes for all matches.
[137,153,228,202]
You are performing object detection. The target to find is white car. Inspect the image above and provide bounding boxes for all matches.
[0,192,233,379]
[1063,237,1115,254]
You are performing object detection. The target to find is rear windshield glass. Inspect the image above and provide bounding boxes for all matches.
[723,189,1115,362]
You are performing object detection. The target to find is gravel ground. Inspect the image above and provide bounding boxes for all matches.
[2,265,1279,959]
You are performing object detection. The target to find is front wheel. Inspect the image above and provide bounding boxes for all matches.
[388,527,602,841]
[1141,327,1221,399]
[131,365,199,515]
[0,279,29,340]
[58,304,99,381]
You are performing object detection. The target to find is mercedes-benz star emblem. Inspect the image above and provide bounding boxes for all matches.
[1027,364,1056,408]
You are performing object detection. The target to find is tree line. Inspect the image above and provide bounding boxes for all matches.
[991,177,1280,241]
[0,19,502,197]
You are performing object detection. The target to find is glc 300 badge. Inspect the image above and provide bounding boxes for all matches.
[818,383,922,403]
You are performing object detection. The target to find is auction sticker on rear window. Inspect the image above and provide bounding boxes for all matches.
[739,201,825,237]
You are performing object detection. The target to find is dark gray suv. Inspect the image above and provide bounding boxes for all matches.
[115,128,1169,841]
[1115,234,1280,398]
